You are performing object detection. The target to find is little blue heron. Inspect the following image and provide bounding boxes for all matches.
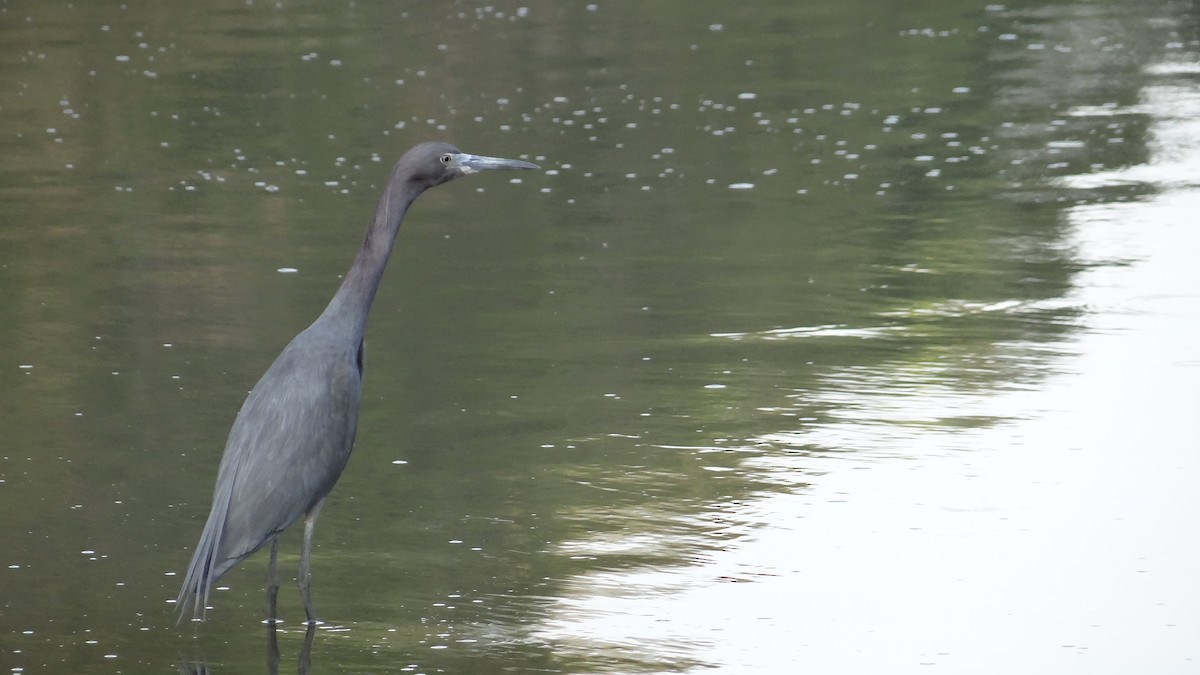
[176,142,539,623]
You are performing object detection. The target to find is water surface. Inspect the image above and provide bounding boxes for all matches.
[1,1,1197,673]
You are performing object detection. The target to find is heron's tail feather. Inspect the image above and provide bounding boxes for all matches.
[175,498,230,624]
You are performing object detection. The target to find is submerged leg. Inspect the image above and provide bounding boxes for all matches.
[299,621,318,673]
[265,616,281,675]
[266,537,281,622]
[298,499,325,624]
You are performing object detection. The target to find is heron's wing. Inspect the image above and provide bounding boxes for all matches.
[177,330,363,620]
[214,334,363,569]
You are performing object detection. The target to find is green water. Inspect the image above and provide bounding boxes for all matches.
[1,1,1197,672]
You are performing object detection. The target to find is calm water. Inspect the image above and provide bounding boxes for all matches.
[1,0,1198,673]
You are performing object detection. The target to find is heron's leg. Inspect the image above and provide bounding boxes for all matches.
[299,499,325,624]
[266,536,280,622]
[299,621,317,673]
[266,616,281,675]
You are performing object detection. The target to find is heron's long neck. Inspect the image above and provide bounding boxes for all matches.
[318,176,422,339]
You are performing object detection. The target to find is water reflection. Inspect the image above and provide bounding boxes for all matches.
[268,623,316,675]
[524,3,1200,672]
[2,0,1198,673]
[179,623,315,675]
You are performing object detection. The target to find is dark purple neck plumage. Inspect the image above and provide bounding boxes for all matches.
[315,173,422,340]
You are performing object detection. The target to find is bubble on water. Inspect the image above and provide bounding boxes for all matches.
[277,267,298,274]
[728,183,755,190]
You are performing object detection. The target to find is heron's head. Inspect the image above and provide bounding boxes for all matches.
[398,141,539,189]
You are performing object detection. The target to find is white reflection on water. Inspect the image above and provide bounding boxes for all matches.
[712,323,901,341]
[1064,70,1200,191]
[532,63,1200,675]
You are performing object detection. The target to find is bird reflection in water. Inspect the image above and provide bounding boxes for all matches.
[268,622,317,675]
[178,621,318,675]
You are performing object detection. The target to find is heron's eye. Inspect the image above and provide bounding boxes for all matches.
[440,153,453,165]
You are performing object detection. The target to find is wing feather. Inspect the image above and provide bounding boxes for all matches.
[176,328,362,620]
